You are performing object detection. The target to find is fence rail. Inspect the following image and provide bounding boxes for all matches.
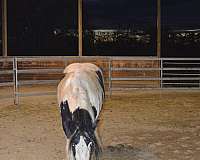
[0,56,200,104]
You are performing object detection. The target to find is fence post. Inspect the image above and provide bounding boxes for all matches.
[13,57,19,105]
[108,58,112,97]
[13,57,16,104]
[199,66,200,89]
[160,58,163,89]
[64,58,68,68]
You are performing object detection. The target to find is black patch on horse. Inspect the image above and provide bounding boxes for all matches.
[92,106,97,119]
[60,100,76,138]
[95,70,105,98]
[72,107,94,132]
[69,108,102,159]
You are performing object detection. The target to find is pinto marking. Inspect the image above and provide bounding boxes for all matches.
[58,63,104,160]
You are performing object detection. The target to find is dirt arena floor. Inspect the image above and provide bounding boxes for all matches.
[0,86,200,160]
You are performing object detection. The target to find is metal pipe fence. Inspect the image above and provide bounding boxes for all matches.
[161,58,200,89]
[0,57,14,100]
[0,56,200,105]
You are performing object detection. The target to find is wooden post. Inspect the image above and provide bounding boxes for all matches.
[78,0,83,56]
[157,0,161,88]
[157,0,161,58]
[2,0,8,57]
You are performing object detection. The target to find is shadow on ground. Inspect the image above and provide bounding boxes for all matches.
[102,144,158,160]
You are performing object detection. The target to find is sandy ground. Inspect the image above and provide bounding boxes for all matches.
[0,86,200,160]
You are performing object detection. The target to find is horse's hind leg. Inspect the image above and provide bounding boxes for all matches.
[65,139,70,160]
[95,129,103,150]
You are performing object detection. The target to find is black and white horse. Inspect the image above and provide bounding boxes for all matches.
[57,63,105,160]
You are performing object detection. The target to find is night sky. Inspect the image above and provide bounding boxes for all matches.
[84,0,156,28]
[2,0,200,56]
[6,0,200,29]
[84,0,200,28]
[162,0,200,27]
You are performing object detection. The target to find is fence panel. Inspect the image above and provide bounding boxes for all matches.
[110,57,160,93]
[0,58,14,100]
[14,56,111,104]
[162,58,200,89]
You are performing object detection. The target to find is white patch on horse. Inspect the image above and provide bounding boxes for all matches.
[75,136,91,160]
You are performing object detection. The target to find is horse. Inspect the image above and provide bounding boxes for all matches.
[57,63,105,160]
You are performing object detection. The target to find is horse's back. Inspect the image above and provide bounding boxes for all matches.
[57,63,104,120]
[63,63,103,76]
